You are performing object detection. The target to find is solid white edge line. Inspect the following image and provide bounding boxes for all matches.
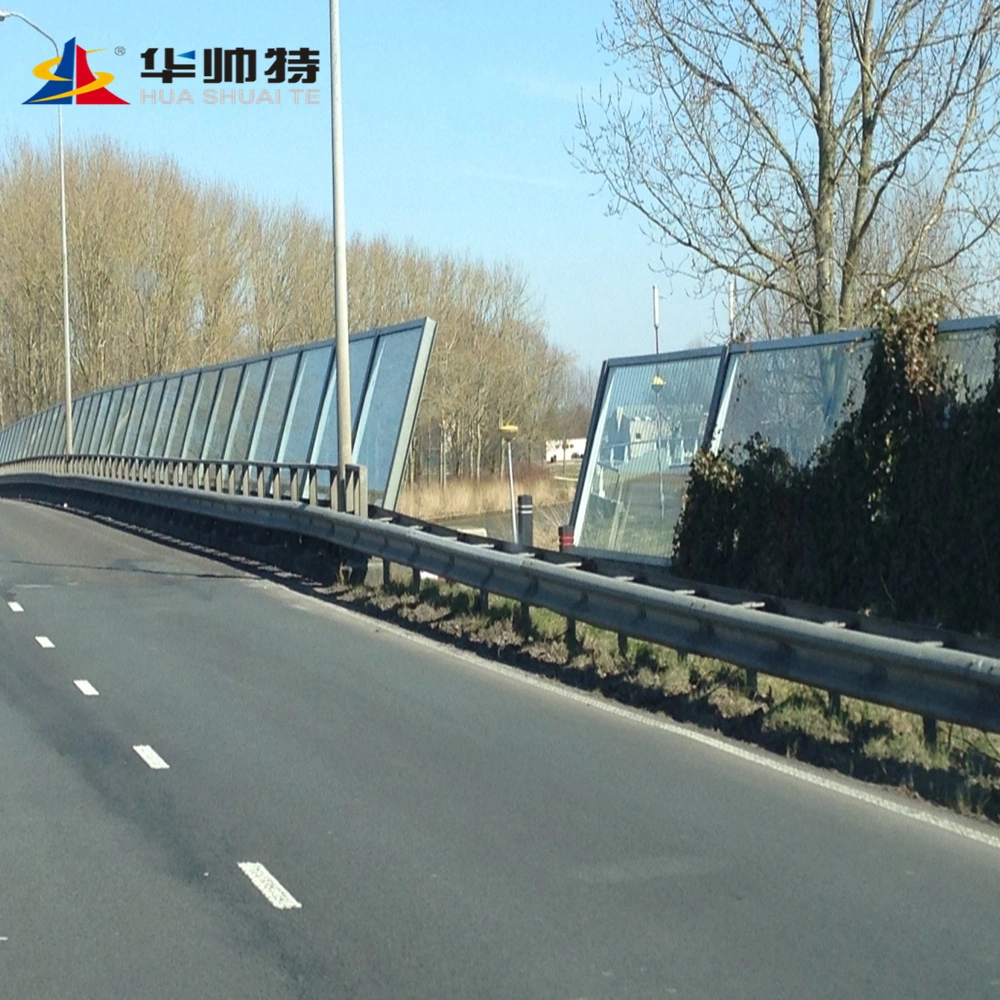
[293,590,1000,854]
[238,862,302,910]
[34,635,54,648]
[8,601,23,613]
[132,745,170,770]
[73,680,99,697]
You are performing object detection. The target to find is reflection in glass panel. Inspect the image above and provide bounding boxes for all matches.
[224,359,269,461]
[938,326,998,400]
[277,346,332,462]
[110,384,137,453]
[122,382,150,455]
[576,354,723,558]
[166,373,199,456]
[151,377,181,456]
[99,388,124,453]
[249,353,298,462]
[713,339,871,464]
[85,393,112,453]
[136,380,165,456]
[202,366,243,459]
[353,330,419,503]
[182,369,220,458]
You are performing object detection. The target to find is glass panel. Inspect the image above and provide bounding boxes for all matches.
[10,420,25,460]
[27,413,44,456]
[201,365,243,459]
[166,373,199,457]
[70,397,85,448]
[311,335,378,468]
[938,326,998,400]
[75,397,93,451]
[182,369,220,458]
[249,353,299,462]
[277,345,332,462]
[43,408,61,453]
[713,339,871,464]
[84,392,112,453]
[34,410,52,455]
[576,354,724,558]
[110,384,137,454]
[150,377,181,457]
[354,329,421,503]
[51,404,67,454]
[99,388,125,453]
[135,380,165,457]
[122,382,150,455]
[79,396,100,452]
[224,359,269,461]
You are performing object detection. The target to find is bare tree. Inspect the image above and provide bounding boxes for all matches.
[575,0,1000,335]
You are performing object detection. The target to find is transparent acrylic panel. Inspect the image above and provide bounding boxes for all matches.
[201,365,243,459]
[576,354,723,558]
[277,345,332,463]
[122,382,150,455]
[78,396,100,452]
[352,332,414,503]
[85,392,113,453]
[70,397,85,449]
[110,384,138,454]
[52,404,67,454]
[47,405,66,453]
[308,337,380,500]
[150,377,181,457]
[166,373,200,457]
[938,326,998,399]
[11,419,27,460]
[34,410,53,455]
[16,417,34,459]
[75,397,94,452]
[99,388,124,453]
[27,412,45,456]
[135,380,165,457]
[713,339,871,464]
[249,352,298,463]
[224,359,269,461]
[43,407,61,453]
[182,369,220,459]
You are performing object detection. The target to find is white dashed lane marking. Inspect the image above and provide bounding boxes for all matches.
[73,680,99,696]
[34,636,54,648]
[132,745,170,769]
[238,863,302,910]
[7,601,23,613]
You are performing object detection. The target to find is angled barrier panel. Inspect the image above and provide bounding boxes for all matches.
[0,318,436,511]
[570,316,999,561]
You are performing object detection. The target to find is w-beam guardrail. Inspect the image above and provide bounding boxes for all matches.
[2,454,1000,740]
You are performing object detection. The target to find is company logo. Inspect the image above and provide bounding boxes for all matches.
[24,37,128,105]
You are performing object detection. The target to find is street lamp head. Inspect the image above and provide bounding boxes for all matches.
[500,423,519,443]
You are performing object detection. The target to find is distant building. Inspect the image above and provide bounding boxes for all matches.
[545,437,588,463]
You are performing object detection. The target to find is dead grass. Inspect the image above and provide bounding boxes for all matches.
[398,467,577,521]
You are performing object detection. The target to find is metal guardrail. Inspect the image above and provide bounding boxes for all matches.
[2,456,1000,737]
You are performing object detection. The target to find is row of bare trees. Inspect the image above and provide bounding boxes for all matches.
[0,137,590,479]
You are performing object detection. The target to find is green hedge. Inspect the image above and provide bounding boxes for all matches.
[672,304,1000,635]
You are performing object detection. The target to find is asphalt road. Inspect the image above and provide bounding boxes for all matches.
[1,497,999,999]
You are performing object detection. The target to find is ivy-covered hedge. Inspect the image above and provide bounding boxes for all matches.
[672,304,1000,635]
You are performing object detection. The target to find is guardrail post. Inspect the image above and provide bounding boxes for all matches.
[290,467,299,502]
[828,690,842,716]
[566,616,580,656]
[558,524,574,552]
[476,588,490,614]
[923,714,937,749]
[618,632,628,657]
[745,668,759,696]
[382,558,391,588]
[517,601,531,637]
[412,566,421,591]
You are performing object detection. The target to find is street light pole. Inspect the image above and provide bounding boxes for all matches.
[0,10,73,454]
[329,0,352,508]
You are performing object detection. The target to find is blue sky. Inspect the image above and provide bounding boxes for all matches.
[0,1,716,372]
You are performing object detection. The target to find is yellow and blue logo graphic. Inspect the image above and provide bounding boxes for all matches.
[25,37,128,105]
